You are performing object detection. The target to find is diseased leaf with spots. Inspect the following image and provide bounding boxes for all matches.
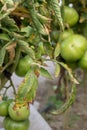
[16,70,37,103]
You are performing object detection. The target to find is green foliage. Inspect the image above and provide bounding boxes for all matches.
[0,0,87,118]
[40,67,52,79]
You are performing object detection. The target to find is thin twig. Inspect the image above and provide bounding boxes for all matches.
[3,85,12,97]
[9,78,16,95]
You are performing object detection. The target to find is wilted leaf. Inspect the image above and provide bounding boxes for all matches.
[6,42,16,61]
[40,67,52,79]
[16,70,36,102]
[48,0,64,31]
[54,43,60,59]
[1,16,19,32]
[37,13,51,24]
[58,62,79,84]
[25,76,38,102]
[51,85,77,115]
[29,7,49,35]
[18,40,35,59]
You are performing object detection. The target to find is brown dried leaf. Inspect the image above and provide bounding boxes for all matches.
[6,42,16,61]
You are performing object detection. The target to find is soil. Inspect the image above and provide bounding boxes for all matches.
[36,62,87,130]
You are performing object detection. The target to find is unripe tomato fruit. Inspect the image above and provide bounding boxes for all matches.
[60,29,74,41]
[0,100,9,116]
[4,116,29,130]
[78,51,87,69]
[0,98,13,116]
[15,55,33,77]
[60,34,87,62]
[64,6,79,27]
[8,102,30,121]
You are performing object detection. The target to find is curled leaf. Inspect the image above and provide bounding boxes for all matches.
[58,62,79,84]
[40,67,52,79]
[51,85,77,115]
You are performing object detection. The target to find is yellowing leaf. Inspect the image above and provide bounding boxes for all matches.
[58,62,79,84]
[54,43,60,59]
[55,63,60,77]
[16,70,37,103]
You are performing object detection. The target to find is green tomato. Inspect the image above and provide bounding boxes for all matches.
[15,55,33,77]
[78,51,87,69]
[0,100,9,116]
[64,6,79,27]
[60,29,74,41]
[0,98,13,117]
[4,116,29,130]
[60,34,87,62]
[8,102,30,121]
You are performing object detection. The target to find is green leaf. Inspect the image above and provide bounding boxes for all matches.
[21,26,33,37]
[0,40,16,68]
[1,16,19,32]
[40,67,52,79]
[37,13,51,24]
[18,40,35,59]
[44,42,53,58]
[38,42,45,54]
[54,43,60,59]
[0,34,10,41]
[48,0,64,31]
[58,62,79,84]
[30,10,49,35]
[0,47,6,67]
[55,63,60,77]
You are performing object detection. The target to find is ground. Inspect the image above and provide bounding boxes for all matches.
[36,62,87,130]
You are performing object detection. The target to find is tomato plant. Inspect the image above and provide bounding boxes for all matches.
[4,116,29,130]
[0,0,87,130]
